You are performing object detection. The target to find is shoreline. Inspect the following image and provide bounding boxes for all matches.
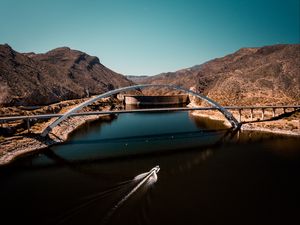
[241,124,300,136]
[0,113,114,166]
[0,97,118,166]
[1,103,299,166]
[188,103,300,136]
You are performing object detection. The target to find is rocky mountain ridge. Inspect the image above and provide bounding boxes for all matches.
[130,44,300,106]
[0,44,133,106]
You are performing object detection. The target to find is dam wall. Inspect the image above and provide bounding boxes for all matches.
[124,95,189,106]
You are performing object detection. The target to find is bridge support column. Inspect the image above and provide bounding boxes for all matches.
[26,118,30,133]
[261,109,265,120]
[283,108,286,113]
[272,108,276,117]
[250,109,253,121]
[238,109,242,122]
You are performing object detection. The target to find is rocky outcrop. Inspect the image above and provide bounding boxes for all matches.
[0,44,133,106]
[130,44,300,106]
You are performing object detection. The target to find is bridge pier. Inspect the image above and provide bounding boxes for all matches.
[272,108,276,117]
[238,109,242,122]
[26,118,30,133]
[250,109,254,121]
[261,108,265,120]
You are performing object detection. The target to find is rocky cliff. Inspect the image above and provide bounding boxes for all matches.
[0,44,133,106]
[131,44,300,106]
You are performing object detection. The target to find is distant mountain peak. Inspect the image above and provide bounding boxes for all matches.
[47,46,71,52]
[0,44,16,57]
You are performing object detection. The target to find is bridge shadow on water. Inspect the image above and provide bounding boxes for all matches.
[0,108,243,225]
[19,127,238,171]
[43,128,240,225]
[61,129,231,145]
[5,123,298,225]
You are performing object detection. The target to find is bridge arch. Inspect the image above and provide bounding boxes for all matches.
[41,84,240,136]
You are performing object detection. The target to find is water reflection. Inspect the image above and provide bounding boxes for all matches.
[189,111,228,130]
[23,129,233,169]
[1,111,299,225]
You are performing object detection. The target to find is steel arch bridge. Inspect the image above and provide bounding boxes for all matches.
[41,84,240,137]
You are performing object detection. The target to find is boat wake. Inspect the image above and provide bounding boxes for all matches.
[101,166,160,224]
[56,166,160,225]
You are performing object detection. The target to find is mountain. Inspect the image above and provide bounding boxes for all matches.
[130,44,300,106]
[0,44,133,106]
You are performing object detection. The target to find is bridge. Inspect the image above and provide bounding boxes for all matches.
[0,84,299,136]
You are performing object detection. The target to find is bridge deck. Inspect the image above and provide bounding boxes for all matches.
[0,105,299,122]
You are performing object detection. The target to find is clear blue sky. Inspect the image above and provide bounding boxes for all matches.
[0,0,299,75]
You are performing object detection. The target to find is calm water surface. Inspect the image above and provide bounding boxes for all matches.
[0,111,299,225]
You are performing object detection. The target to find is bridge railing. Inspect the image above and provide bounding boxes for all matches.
[1,105,299,122]
[0,105,299,134]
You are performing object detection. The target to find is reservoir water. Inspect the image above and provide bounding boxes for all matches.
[0,111,300,225]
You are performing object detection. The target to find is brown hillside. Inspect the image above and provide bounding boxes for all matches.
[131,44,300,106]
[0,44,133,106]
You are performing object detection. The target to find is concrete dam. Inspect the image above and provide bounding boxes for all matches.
[124,95,189,106]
